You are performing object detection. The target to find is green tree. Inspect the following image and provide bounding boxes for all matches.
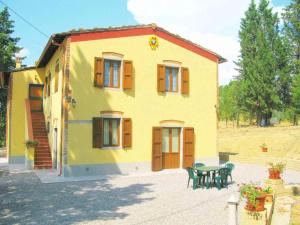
[219,80,240,127]
[237,0,284,126]
[291,73,300,125]
[282,0,300,125]
[0,7,21,147]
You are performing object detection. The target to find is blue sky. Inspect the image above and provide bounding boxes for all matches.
[0,0,291,84]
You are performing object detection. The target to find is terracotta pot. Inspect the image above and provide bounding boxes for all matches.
[262,147,268,152]
[265,194,273,203]
[268,169,281,179]
[245,195,266,212]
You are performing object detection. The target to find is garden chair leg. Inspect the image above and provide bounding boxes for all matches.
[193,178,197,190]
[187,178,190,188]
[216,177,221,190]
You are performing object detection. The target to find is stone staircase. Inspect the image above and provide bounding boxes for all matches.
[31,112,52,169]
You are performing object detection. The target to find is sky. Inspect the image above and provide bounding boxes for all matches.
[0,0,291,85]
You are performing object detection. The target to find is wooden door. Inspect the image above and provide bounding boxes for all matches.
[152,127,162,171]
[162,128,180,169]
[183,127,195,168]
[29,84,44,112]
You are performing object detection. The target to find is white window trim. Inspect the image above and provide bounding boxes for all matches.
[102,53,124,90]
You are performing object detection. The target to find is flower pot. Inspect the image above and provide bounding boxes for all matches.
[268,169,281,179]
[262,147,268,152]
[245,195,266,212]
[265,194,273,203]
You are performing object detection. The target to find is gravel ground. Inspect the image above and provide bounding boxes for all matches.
[0,163,300,225]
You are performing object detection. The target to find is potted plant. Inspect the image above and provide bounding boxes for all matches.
[25,140,39,148]
[268,162,286,179]
[263,186,273,203]
[239,183,270,212]
[260,143,268,152]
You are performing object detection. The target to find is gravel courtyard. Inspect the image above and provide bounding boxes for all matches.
[1,163,300,225]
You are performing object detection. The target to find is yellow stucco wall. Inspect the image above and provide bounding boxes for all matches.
[9,68,44,159]
[67,35,218,166]
[42,40,66,166]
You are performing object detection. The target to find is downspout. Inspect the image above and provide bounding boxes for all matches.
[59,38,70,176]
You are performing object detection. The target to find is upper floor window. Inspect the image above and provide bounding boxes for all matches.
[94,56,133,90]
[54,59,59,93]
[165,67,179,92]
[104,59,121,88]
[157,63,189,94]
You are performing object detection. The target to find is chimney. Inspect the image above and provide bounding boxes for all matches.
[15,57,22,69]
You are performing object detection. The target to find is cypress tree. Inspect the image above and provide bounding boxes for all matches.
[237,0,284,126]
[0,7,21,147]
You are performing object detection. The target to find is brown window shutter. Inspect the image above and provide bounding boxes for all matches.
[44,77,48,98]
[181,67,189,94]
[157,64,165,92]
[47,74,51,96]
[54,62,59,92]
[183,127,195,168]
[94,57,104,87]
[92,117,102,148]
[123,60,133,89]
[152,127,163,171]
[122,118,132,147]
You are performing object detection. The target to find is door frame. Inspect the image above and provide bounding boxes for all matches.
[28,83,44,112]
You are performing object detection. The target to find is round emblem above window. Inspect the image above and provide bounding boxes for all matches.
[149,36,159,50]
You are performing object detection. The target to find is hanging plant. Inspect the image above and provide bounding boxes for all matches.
[25,140,39,148]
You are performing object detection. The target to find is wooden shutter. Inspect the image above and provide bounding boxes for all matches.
[44,77,48,98]
[54,62,59,92]
[122,118,132,148]
[123,60,133,89]
[152,127,163,171]
[183,127,195,168]
[181,67,189,94]
[157,64,165,92]
[92,117,102,148]
[47,74,51,96]
[94,57,104,87]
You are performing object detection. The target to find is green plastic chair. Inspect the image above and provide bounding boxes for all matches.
[215,168,229,190]
[186,167,201,190]
[193,162,205,167]
[193,163,206,186]
[225,163,235,183]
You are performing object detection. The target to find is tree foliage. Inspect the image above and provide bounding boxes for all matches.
[235,0,291,126]
[0,7,20,147]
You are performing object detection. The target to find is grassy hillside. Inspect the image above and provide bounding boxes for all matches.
[218,124,300,164]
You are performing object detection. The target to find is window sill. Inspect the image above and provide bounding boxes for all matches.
[165,91,181,95]
[103,87,122,91]
[100,146,122,150]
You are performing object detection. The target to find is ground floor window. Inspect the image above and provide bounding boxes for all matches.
[103,118,120,147]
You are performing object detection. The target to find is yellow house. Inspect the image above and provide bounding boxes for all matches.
[5,24,225,177]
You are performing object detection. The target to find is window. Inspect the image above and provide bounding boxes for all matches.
[103,118,120,147]
[47,73,51,97]
[54,59,59,93]
[44,77,48,99]
[92,116,132,149]
[157,64,189,94]
[104,59,121,88]
[165,67,179,92]
[162,128,180,153]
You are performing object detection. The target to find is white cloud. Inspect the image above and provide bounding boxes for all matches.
[15,48,30,58]
[127,0,283,85]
